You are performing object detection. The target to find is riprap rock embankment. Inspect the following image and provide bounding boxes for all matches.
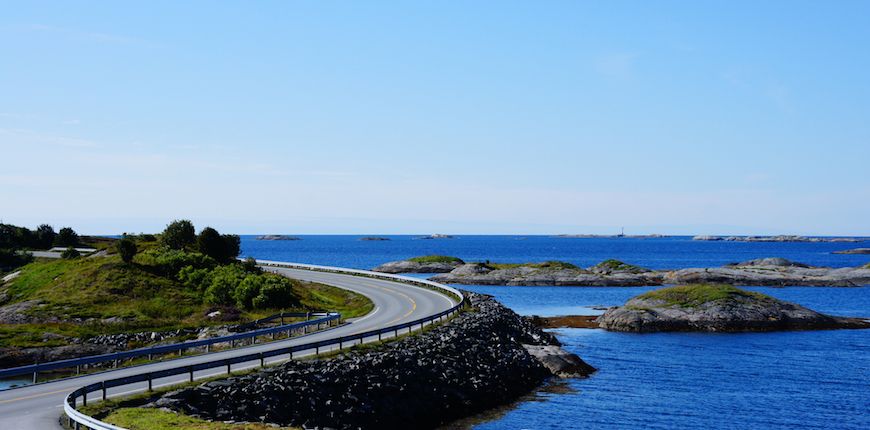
[155,293,594,429]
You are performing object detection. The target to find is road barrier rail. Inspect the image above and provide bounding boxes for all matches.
[0,311,340,384]
[61,261,465,430]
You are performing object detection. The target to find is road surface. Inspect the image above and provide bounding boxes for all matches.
[0,267,457,429]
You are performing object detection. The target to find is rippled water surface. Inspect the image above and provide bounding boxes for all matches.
[241,235,870,429]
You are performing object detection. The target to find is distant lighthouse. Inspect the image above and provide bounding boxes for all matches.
[618,227,625,238]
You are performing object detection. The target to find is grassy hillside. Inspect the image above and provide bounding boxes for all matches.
[0,253,372,348]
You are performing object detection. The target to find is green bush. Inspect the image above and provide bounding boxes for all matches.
[116,238,138,264]
[177,265,213,290]
[203,265,247,306]
[61,246,81,259]
[138,249,216,277]
[196,227,241,264]
[252,276,298,309]
[233,275,264,309]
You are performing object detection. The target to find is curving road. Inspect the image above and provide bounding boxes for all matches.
[0,267,458,429]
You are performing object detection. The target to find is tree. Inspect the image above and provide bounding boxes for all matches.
[196,227,224,261]
[197,227,240,264]
[35,224,56,249]
[55,227,79,247]
[161,220,195,250]
[116,238,138,264]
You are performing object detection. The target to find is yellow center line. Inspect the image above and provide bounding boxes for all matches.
[0,387,70,404]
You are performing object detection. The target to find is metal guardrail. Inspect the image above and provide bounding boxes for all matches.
[63,261,465,430]
[0,312,340,383]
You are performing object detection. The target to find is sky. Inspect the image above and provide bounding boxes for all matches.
[1,1,869,235]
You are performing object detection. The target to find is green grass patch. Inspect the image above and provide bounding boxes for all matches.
[407,255,464,264]
[591,259,646,273]
[488,260,581,271]
[635,284,773,308]
[101,408,296,430]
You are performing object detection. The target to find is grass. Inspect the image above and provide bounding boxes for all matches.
[634,284,773,308]
[101,408,297,430]
[488,260,581,271]
[591,259,646,273]
[0,255,372,348]
[407,255,464,264]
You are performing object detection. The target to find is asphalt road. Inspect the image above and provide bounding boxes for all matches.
[0,267,457,429]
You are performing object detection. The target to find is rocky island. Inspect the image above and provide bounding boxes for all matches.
[372,255,465,274]
[664,257,870,287]
[431,259,663,286]
[693,235,865,243]
[832,248,870,254]
[146,293,595,429]
[359,236,390,241]
[598,284,870,332]
[375,256,870,287]
[255,235,301,240]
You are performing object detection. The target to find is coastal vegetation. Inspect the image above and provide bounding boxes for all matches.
[488,260,580,271]
[0,220,372,350]
[630,284,770,309]
[407,255,464,264]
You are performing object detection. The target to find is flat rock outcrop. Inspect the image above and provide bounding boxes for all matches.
[255,235,301,240]
[665,258,870,287]
[833,248,870,254]
[154,293,594,429]
[372,256,464,274]
[598,284,870,333]
[431,260,663,286]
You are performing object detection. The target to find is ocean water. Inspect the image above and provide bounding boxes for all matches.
[242,235,870,429]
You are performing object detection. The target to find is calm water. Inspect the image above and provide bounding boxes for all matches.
[243,235,870,429]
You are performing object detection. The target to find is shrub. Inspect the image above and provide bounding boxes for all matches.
[203,264,247,306]
[55,227,79,247]
[177,265,214,290]
[233,275,265,309]
[138,249,216,277]
[242,257,261,273]
[116,238,138,264]
[61,246,81,259]
[161,220,196,250]
[252,276,298,309]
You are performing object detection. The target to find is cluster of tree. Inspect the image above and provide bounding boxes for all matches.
[0,223,79,269]
[160,220,240,264]
[178,259,299,310]
[0,223,79,250]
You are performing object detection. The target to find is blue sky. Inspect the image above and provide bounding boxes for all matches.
[1,1,869,235]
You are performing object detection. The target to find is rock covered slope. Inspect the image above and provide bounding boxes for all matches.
[375,257,870,287]
[598,284,870,333]
[155,293,594,429]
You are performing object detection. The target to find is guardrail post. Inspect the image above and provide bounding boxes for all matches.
[231,339,235,348]
[206,344,211,353]
[32,370,37,384]
[189,366,194,382]
[82,390,87,407]
[259,353,264,367]
[148,353,153,361]
[378,332,382,341]
[315,345,319,355]
[179,348,183,357]
[339,340,343,350]
[226,361,231,374]
[148,374,152,391]
[394,328,398,337]
[306,311,311,321]
[101,381,107,400]
[76,364,81,375]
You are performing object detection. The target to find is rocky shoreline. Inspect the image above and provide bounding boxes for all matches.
[153,293,595,429]
[377,257,870,287]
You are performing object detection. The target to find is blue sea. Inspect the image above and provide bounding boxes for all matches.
[242,235,870,430]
